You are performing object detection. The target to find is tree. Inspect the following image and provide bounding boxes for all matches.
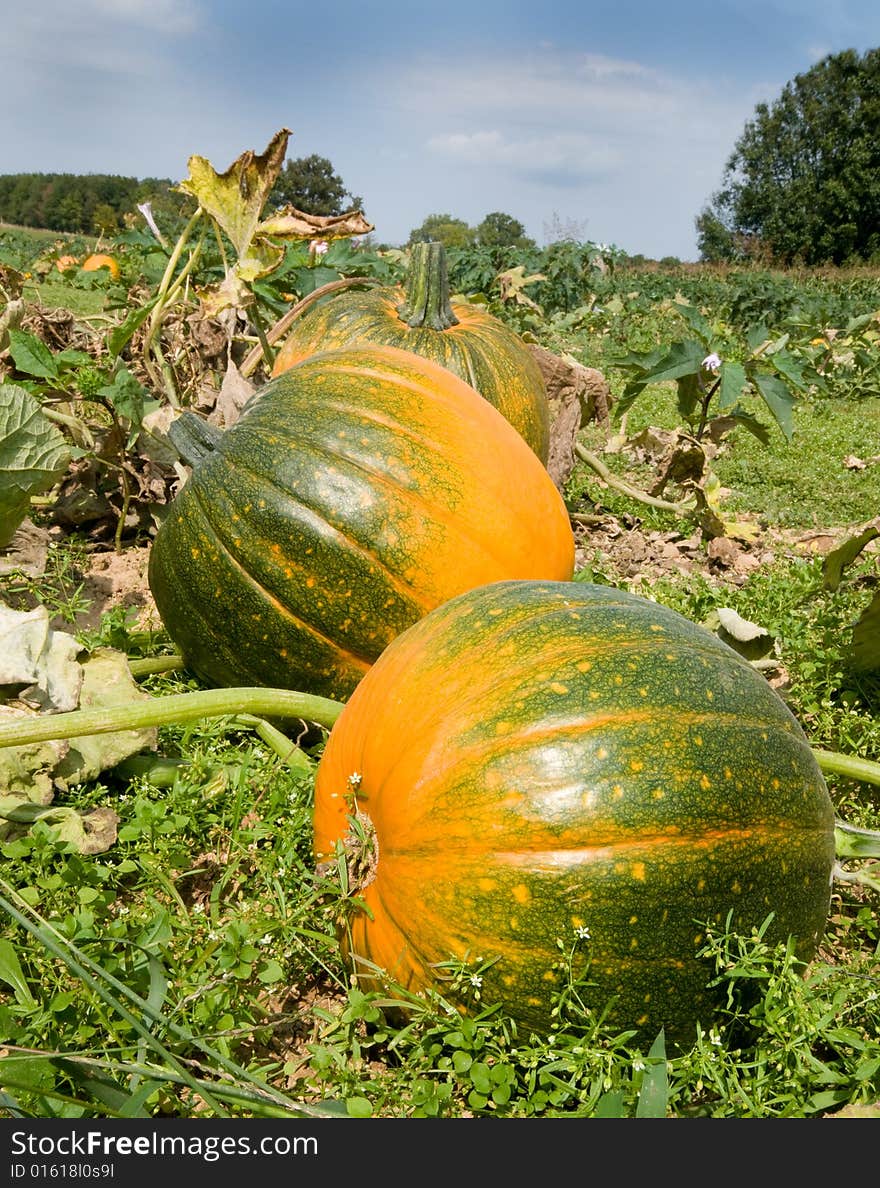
[270,154,363,216]
[406,213,475,249]
[92,203,119,235]
[694,206,738,264]
[698,49,880,265]
[475,211,536,250]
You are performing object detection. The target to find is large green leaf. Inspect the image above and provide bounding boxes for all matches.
[6,329,59,381]
[0,384,71,547]
[750,371,797,441]
[716,360,747,410]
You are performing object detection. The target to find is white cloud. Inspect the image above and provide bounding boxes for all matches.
[427,129,622,182]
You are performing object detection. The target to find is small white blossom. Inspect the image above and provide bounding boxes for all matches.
[575,924,591,940]
[309,239,329,257]
[137,201,166,247]
[469,973,483,989]
[702,352,722,373]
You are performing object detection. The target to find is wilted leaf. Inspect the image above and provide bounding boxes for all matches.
[527,344,612,489]
[258,206,374,241]
[0,707,65,818]
[715,607,771,642]
[0,602,83,711]
[496,265,545,309]
[178,128,291,261]
[195,270,255,317]
[46,806,120,854]
[0,296,24,352]
[208,358,256,430]
[0,384,71,547]
[53,647,158,787]
[705,607,775,663]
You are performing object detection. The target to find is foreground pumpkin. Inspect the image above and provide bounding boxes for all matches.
[313,579,835,1044]
[272,240,551,462]
[148,346,574,700]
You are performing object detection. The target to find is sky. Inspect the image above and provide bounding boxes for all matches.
[4,1,880,261]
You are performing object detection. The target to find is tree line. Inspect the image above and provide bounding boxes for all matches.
[0,173,187,235]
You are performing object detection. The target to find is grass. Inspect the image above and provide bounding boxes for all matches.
[24,278,109,318]
[571,382,880,531]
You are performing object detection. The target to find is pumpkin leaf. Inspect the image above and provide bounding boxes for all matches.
[705,606,775,662]
[178,128,291,261]
[0,602,84,712]
[258,206,374,242]
[0,384,71,547]
[6,329,59,380]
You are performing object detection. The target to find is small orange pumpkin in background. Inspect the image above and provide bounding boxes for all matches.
[55,254,78,272]
[82,253,121,280]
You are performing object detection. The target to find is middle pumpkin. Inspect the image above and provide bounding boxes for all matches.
[148,343,575,701]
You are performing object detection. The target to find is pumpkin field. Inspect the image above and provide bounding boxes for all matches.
[1,137,879,1121]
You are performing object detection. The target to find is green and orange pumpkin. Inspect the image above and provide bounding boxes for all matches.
[313,579,836,1044]
[148,346,575,700]
[272,240,551,463]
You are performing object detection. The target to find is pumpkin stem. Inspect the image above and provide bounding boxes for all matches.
[397,240,460,331]
[168,411,224,466]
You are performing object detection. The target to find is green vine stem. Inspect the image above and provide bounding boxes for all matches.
[143,206,205,405]
[239,276,381,378]
[813,748,880,786]
[0,686,343,749]
[574,442,698,515]
[127,654,185,678]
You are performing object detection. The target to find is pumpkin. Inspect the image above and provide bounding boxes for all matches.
[272,240,551,463]
[55,255,78,272]
[82,253,120,280]
[148,346,575,701]
[313,579,835,1044]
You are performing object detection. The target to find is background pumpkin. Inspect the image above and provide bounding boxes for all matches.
[81,252,120,280]
[271,240,551,463]
[148,346,575,701]
[313,579,836,1045]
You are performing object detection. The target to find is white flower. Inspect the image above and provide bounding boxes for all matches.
[575,924,591,940]
[309,239,329,257]
[702,352,722,373]
[137,201,166,246]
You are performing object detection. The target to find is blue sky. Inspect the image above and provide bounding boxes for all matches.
[5,1,880,259]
